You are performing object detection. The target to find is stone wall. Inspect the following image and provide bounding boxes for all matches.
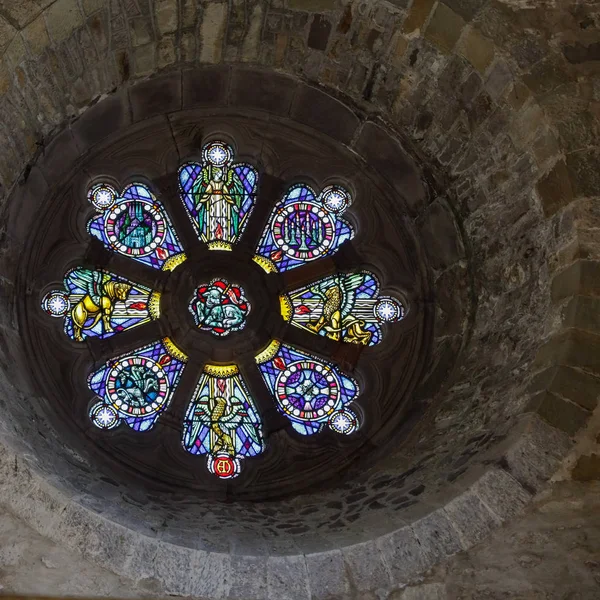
[0,0,599,598]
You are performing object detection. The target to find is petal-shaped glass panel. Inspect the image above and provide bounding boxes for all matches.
[253,184,354,273]
[41,267,160,342]
[87,182,186,271]
[88,338,187,432]
[179,141,258,250]
[280,271,404,346]
[255,340,360,436]
[182,364,265,479]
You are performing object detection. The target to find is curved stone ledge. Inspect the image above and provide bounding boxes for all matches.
[0,0,598,596]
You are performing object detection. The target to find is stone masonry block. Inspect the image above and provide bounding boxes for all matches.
[537,160,574,217]
[443,0,487,21]
[354,122,427,214]
[38,127,79,182]
[306,550,349,599]
[411,510,464,562]
[6,165,48,248]
[291,84,359,144]
[129,72,182,122]
[396,583,447,600]
[471,468,532,522]
[502,414,572,493]
[230,69,298,116]
[424,3,465,53]
[418,199,465,269]
[549,364,600,411]
[45,0,84,44]
[377,526,435,585]
[228,555,268,600]
[567,148,600,197]
[562,295,600,334]
[403,0,436,33]
[443,490,500,547]
[526,390,590,436]
[342,540,392,592]
[551,261,600,302]
[71,91,130,151]
[459,27,494,73]
[183,66,230,108]
[152,542,196,595]
[190,550,232,599]
[267,555,310,600]
[537,329,600,374]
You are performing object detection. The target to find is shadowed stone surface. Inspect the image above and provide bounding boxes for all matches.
[0,0,597,597]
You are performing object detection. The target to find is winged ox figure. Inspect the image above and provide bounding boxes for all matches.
[307,273,373,345]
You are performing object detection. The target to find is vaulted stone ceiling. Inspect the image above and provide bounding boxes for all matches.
[0,0,598,598]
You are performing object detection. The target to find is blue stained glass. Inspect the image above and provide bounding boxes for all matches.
[178,141,258,249]
[281,271,404,346]
[256,341,360,436]
[254,184,354,273]
[88,338,187,432]
[87,183,186,272]
[181,365,265,478]
[41,268,160,342]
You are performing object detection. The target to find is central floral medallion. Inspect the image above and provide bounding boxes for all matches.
[189,278,250,337]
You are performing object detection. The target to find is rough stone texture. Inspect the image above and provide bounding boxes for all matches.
[0,0,596,597]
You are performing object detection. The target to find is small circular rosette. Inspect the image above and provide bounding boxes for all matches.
[374,296,404,323]
[88,183,118,211]
[208,453,241,479]
[321,184,351,214]
[89,401,120,430]
[41,290,70,317]
[328,407,359,435]
[203,141,233,167]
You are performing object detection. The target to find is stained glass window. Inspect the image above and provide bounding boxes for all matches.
[182,364,265,479]
[256,340,360,436]
[189,278,250,337]
[41,267,160,342]
[40,147,414,482]
[253,184,354,273]
[280,271,404,346]
[87,182,186,271]
[179,141,258,250]
[88,338,187,432]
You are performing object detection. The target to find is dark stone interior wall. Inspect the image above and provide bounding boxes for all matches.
[0,0,598,598]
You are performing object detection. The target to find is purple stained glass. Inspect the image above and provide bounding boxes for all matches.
[282,271,404,346]
[256,342,360,436]
[88,339,186,432]
[254,184,354,273]
[87,183,185,271]
[178,142,258,248]
[181,366,265,478]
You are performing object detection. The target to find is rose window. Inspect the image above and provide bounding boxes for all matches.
[40,141,407,480]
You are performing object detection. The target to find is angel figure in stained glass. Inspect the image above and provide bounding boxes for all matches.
[306,273,373,345]
[70,268,132,341]
[191,146,245,243]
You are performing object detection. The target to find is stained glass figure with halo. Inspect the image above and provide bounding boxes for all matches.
[88,338,187,432]
[280,271,404,347]
[255,340,360,436]
[182,365,265,479]
[41,267,160,342]
[87,182,186,271]
[179,141,258,250]
[253,184,354,273]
